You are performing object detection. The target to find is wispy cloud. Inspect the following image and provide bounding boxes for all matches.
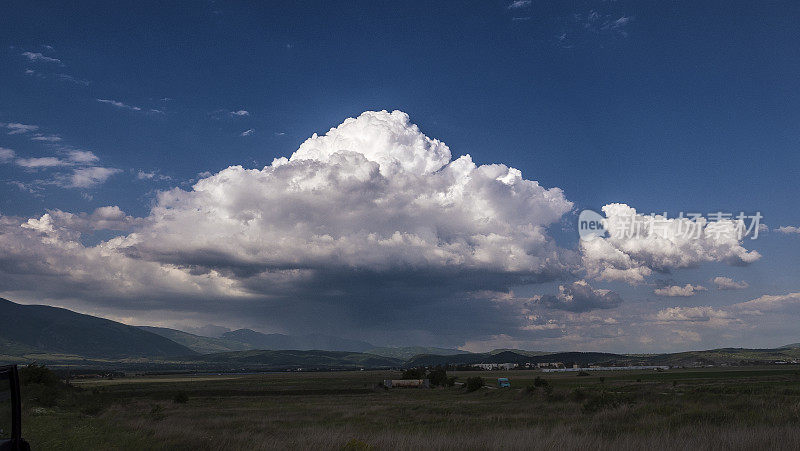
[96,98,142,111]
[240,129,254,137]
[776,226,800,235]
[56,73,91,86]
[21,51,62,64]
[31,134,62,142]
[0,147,15,163]
[230,110,249,117]
[1,123,39,135]
[507,0,531,9]
[136,169,172,181]
[59,167,122,188]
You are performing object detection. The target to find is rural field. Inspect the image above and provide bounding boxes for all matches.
[18,366,800,450]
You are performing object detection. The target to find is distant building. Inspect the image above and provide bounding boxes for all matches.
[471,363,518,370]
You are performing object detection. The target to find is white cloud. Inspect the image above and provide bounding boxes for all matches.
[1,123,39,135]
[581,204,761,284]
[240,129,254,136]
[713,276,748,290]
[96,98,142,111]
[16,157,69,169]
[65,150,99,164]
[532,280,622,312]
[655,306,729,322]
[776,226,800,235]
[230,110,249,117]
[0,147,15,163]
[60,167,121,188]
[21,51,61,64]
[732,292,800,313]
[654,284,707,297]
[34,206,143,232]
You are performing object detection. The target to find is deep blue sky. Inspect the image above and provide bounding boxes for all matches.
[3,1,799,221]
[1,1,799,350]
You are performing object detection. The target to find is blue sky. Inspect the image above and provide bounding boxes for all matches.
[1,1,799,352]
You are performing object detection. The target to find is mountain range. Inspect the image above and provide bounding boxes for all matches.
[1,298,798,370]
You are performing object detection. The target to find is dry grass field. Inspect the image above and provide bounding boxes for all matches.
[20,367,800,450]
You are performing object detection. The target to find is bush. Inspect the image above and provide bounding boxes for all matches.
[19,364,60,386]
[173,391,189,403]
[465,377,484,392]
[533,376,550,388]
[577,371,590,377]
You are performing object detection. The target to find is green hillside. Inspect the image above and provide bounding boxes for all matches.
[0,298,196,359]
[365,346,468,360]
[138,326,253,354]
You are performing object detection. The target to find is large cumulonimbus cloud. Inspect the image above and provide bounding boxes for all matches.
[0,111,575,344]
[120,110,573,275]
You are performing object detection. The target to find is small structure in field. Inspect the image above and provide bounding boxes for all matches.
[383,379,430,389]
[497,377,511,388]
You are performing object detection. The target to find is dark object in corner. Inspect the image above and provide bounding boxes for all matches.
[0,365,30,451]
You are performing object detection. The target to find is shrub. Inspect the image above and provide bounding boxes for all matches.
[533,376,550,388]
[465,377,484,392]
[428,367,448,387]
[577,371,590,377]
[401,368,424,379]
[173,391,189,404]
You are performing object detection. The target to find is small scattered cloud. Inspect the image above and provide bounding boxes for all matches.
[533,280,622,312]
[0,147,15,163]
[776,226,800,235]
[1,123,39,135]
[96,98,142,111]
[230,110,249,117]
[136,170,171,181]
[59,167,122,188]
[655,306,729,323]
[654,284,707,297]
[16,157,69,169]
[713,276,749,290]
[21,51,61,64]
[65,150,99,164]
[240,129,254,137]
[507,0,531,9]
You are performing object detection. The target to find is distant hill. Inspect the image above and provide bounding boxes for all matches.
[781,343,800,349]
[221,329,374,352]
[138,326,253,354]
[0,298,196,359]
[365,346,468,360]
[195,349,402,368]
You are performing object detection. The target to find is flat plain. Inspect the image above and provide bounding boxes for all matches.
[21,366,800,450]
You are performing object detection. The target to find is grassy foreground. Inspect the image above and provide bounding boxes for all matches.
[19,366,800,450]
